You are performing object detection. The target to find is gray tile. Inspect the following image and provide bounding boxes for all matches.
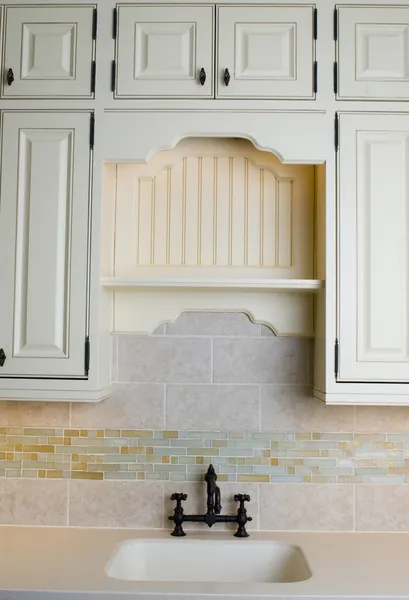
[355,485,409,531]
[0,479,68,526]
[71,383,165,429]
[111,335,118,382]
[117,335,211,383]
[261,385,355,432]
[165,312,261,336]
[69,480,164,528]
[166,385,260,430]
[213,338,308,384]
[260,484,354,531]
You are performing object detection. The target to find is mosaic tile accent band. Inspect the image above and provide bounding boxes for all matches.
[1,428,408,484]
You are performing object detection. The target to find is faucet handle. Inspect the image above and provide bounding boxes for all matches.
[234,493,251,504]
[169,493,188,537]
[171,492,188,505]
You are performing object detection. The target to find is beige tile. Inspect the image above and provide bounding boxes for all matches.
[164,481,259,530]
[260,484,353,531]
[166,385,259,430]
[0,402,69,427]
[213,338,308,384]
[355,485,409,531]
[356,406,409,433]
[118,336,211,383]
[261,385,355,432]
[71,383,165,429]
[111,335,118,383]
[69,480,164,528]
[165,312,261,336]
[0,479,68,525]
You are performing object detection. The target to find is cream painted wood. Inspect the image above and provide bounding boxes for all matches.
[216,5,315,99]
[337,6,409,100]
[112,139,315,281]
[338,113,409,383]
[113,290,315,337]
[116,4,214,98]
[0,112,91,378]
[2,5,95,98]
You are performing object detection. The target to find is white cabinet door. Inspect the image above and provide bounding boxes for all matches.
[338,6,409,100]
[338,113,409,383]
[0,112,91,378]
[2,5,95,98]
[116,4,214,98]
[216,5,315,99]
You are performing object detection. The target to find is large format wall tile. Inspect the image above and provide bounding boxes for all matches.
[0,479,68,526]
[72,383,165,429]
[355,485,409,531]
[69,480,164,528]
[118,336,211,383]
[260,484,354,531]
[261,385,355,432]
[213,338,308,384]
[166,385,260,430]
[164,481,260,530]
[0,402,69,427]
[356,406,409,433]
[165,312,262,336]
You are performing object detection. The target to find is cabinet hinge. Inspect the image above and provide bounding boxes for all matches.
[313,8,318,40]
[334,338,339,379]
[91,60,96,94]
[334,112,339,151]
[333,61,338,95]
[333,8,338,41]
[113,7,118,39]
[111,60,116,93]
[85,336,90,376]
[92,8,97,40]
[313,61,318,94]
[90,114,95,149]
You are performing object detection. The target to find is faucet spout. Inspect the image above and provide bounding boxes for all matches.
[205,464,221,514]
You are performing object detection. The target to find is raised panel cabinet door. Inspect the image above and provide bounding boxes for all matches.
[116,4,214,98]
[216,5,315,99]
[338,113,409,383]
[0,112,91,378]
[2,5,95,98]
[338,6,409,100]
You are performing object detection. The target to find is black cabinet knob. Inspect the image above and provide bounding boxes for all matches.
[0,349,6,367]
[199,67,206,86]
[6,68,14,86]
[223,68,231,86]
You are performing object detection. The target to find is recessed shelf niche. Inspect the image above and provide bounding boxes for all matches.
[101,138,325,336]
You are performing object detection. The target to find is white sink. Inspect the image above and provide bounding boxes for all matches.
[105,538,311,584]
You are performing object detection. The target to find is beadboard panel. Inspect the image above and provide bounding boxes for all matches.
[113,138,314,279]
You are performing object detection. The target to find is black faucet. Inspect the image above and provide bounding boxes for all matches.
[168,464,252,538]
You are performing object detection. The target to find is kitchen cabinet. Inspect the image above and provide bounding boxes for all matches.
[2,5,96,98]
[114,3,316,100]
[336,5,409,100]
[115,4,214,98]
[337,112,409,383]
[216,5,315,99]
[0,112,92,379]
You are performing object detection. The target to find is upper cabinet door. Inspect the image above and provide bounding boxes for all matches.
[338,113,409,383]
[2,5,95,98]
[216,5,315,99]
[0,112,91,378]
[337,6,409,100]
[116,4,214,98]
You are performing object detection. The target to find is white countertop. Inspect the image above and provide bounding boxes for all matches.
[0,526,408,599]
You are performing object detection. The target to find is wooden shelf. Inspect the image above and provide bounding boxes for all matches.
[101,278,324,292]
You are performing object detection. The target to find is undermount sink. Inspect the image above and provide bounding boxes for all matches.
[105,538,312,584]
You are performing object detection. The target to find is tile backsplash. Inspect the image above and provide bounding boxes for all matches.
[2,312,409,531]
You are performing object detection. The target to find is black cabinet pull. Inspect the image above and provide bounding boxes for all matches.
[223,68,231,86]
[6,68,14,86]
[199,67,206,86]
[0,349,6,367]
